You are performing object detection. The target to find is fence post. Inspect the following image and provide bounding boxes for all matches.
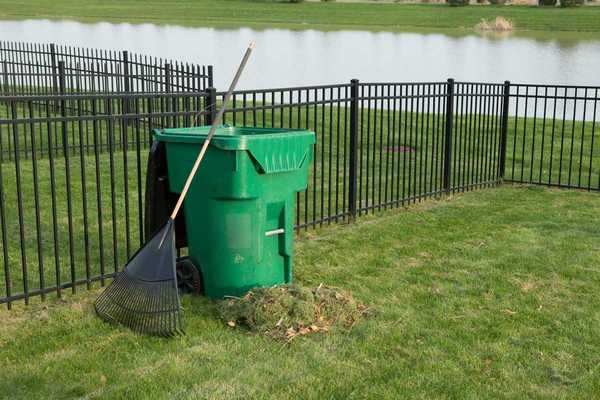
[204,87,217,126]
[50,43,59,111]
[122,50,130,94]
[122,50,131,120]
[0,61,7,161]
[58,60,66,96]
[498,80,511,180]
[443,78,455,192]
[348,79,359,220]
[164,63,172,126]
[164,62,171,93]
[50,43,58,96]
[207,65,214,89]
[58,61,67,156]
[1,60,8,96]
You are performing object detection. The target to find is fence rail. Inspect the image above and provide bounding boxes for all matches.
[0,78,598,307]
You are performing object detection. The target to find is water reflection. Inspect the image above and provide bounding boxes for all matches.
[0,19,599,90]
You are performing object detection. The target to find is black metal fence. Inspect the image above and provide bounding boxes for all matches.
[0,88,209,161]
[0,90,213,306]
[0,42,213,162]
[0,78,598,307]
[0,41,213,96]
[505,83,600,190]
[216,80,505,228]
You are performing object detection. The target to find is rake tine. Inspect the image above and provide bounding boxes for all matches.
[144,284,156,334]
[157,281,165,336]
[130,286,143,332]
[141,284,153,332]
[121,275,141,330]
[166,287,173,336]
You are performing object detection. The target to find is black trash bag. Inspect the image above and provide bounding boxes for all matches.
[144,140,187,249]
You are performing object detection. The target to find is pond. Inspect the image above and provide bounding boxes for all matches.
[0,19,599,89]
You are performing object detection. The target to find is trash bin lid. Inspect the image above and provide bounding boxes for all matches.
[154,126,316,174]
[154,126,314,148]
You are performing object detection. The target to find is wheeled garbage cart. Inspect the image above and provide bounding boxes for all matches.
[149,126,315,298]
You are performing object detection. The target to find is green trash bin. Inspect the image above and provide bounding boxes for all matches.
[153,126,315,298]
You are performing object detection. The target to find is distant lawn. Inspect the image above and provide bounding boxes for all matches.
[1,0,600,33]
[1,185,600,399]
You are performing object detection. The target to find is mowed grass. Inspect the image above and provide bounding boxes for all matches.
[1,0,600,33]
[1,185,600,399]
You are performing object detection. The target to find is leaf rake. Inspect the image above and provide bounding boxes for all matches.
[94,42,256,336]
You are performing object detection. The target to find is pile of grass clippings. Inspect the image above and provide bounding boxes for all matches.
[218,284,370,342]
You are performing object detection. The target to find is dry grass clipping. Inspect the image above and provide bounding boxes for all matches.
[475,17,513,32]
[218,284,370,342]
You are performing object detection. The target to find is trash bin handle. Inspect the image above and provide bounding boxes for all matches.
[265,228,285,237]
[169,42,255,221]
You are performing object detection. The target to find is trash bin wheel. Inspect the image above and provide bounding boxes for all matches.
[176,258,203,296]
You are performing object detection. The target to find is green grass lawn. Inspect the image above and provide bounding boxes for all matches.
[1,185,600,399]
[1,0,600,33]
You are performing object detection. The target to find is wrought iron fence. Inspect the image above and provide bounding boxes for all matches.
[0,90,212,306]
[504,83,600,190]
[0,89,208,161]
[0,41,213,96]
[214,80,505,230]
[0,79,598,307]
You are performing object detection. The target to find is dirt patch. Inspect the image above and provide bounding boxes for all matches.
[512,277,541,293]
[218,284,371,342]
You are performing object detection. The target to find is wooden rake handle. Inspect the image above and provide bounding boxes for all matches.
[169,42,255,221]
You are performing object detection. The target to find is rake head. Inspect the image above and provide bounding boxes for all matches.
[94,220,185,337]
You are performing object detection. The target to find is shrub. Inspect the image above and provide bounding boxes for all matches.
[488,0,507,4]
[561,0,584,6]
[447,0,470,6]
[475,17,513,31]
[538,0,558,5]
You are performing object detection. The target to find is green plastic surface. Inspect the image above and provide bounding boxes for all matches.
[154,125,315,298]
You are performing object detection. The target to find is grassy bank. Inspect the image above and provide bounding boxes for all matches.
[0,0,599,33]
[1,185,600,398]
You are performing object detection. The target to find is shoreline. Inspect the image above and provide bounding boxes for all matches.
[1,1,599,35]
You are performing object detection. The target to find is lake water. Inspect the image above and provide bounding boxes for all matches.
[0,19,599,90]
